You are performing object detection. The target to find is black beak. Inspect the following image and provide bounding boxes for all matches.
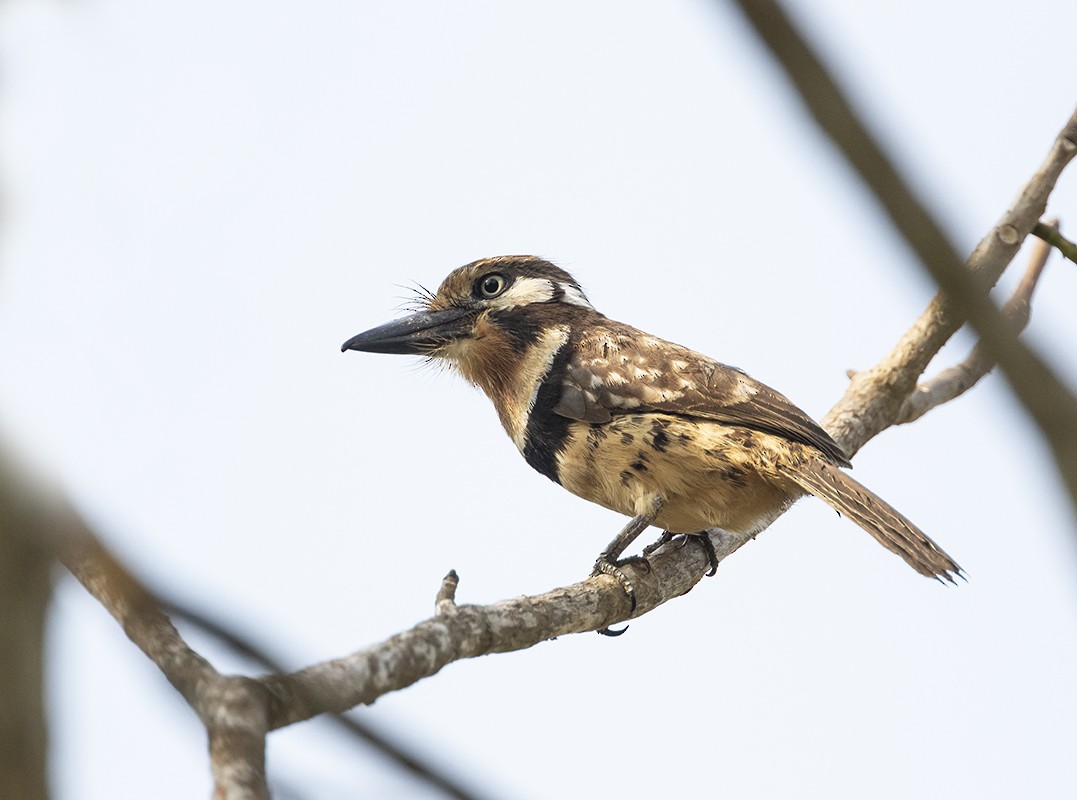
[341,307,473,355]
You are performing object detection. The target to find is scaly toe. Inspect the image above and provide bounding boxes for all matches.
[592,557,638,613]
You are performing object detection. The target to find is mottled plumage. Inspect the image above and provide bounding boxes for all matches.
[343,255,961,587]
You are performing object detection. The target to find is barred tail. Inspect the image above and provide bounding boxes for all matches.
[789,460,962,583]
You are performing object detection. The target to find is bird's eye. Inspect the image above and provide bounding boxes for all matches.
[477,273,508,299]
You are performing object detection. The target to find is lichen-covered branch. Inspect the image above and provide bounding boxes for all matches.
[261,535,718,729]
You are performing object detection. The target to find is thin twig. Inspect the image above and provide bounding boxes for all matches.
[896,228,1055,424]
[1033,221,1077,265]
[435,570,460,616]
[723,0,1077,519]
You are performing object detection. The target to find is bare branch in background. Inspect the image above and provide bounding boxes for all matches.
[0,451,53,800]
[0,443,494,799]
[53,507,273,798]
[723,0,1077,521]
[0,439,272,800]
[897,227,1055,425]
[165,598,489,800]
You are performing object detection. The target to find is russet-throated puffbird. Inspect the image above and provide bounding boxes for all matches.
[342,256,961,609]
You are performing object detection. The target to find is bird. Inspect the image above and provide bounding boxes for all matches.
[342,255,961,609]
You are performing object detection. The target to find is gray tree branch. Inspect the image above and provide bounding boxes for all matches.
[164,594,489,800]
[724,0,1077,516]
[0,439,272,800]
[896,227,1055,425]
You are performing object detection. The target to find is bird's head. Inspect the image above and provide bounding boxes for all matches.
[341,255,594,365]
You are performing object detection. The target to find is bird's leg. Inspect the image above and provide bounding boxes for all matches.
[592,496,664,613]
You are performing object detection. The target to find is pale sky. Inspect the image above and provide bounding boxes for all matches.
[2,1,1076,798]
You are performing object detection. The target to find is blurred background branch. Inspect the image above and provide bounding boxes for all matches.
[726,0,1077,522]
[897,226,1056,425]
[0,451,52,800]
[164,600,488,800]
[0,435,486,799]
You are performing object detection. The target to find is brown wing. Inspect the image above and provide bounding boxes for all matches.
[552,319,851,466]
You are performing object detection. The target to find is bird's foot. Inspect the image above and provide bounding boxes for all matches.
[592,555,643,637]
[592,499,665,636]
[639,530,718,577]
[695,532,720,577]
[591,555,649,614]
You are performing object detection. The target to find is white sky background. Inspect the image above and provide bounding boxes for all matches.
[2,1,1076,797]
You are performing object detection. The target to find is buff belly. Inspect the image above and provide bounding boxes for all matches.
[554,414,802,535]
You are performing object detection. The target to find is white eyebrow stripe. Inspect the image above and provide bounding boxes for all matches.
[499,277,556,307]
[494,275,594,310]
[558,281,593,309]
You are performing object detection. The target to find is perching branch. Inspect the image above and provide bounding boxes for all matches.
[260,536,721,729]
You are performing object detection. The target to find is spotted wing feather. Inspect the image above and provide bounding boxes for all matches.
[553,320,851,466]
